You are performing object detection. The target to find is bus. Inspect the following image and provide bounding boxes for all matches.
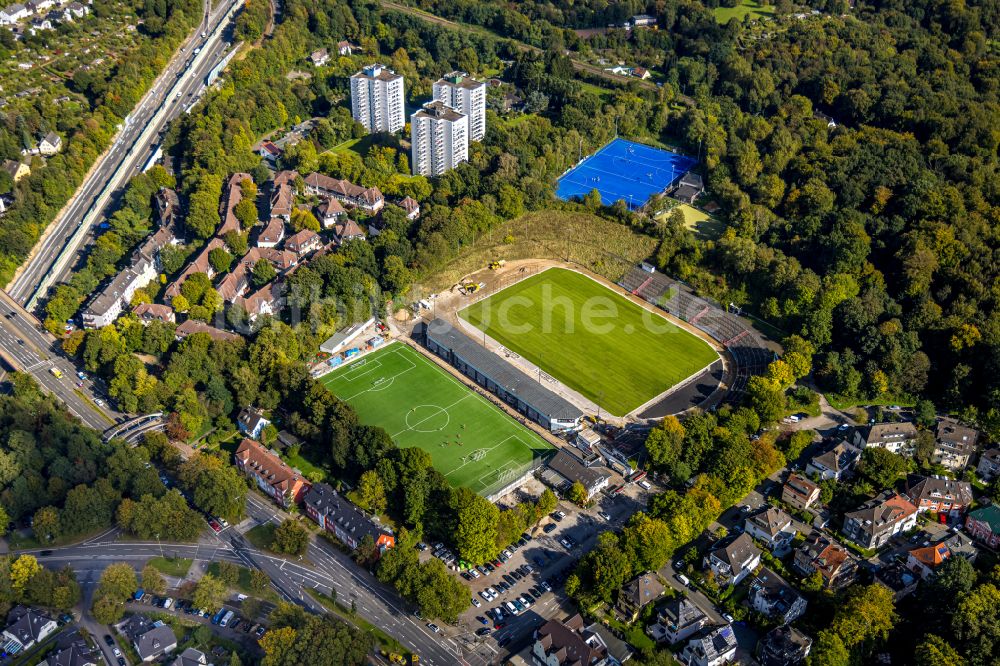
[219,610,235,627]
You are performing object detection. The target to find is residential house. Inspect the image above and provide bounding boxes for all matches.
[793,533,857,590]
[703,533,761,586]
[399,196,420,220]
[977,448,1000,482]
[583,622,632,666]
[258,140,281,165]
[631,14,657,27]
[0,4,27,25]
[934,419,978,471]
[965,505,1000,549]
[285,229,321,257]
[647,598,707,645]
[782,473,821,510]
[315,197,345,228]
[257,217,285,248]
[63,2,88,19]
[531,617,607,666]
[303,482,395,553]
[805,441,861,481]
[26,0,54,12]
[632,66,651,79]
[842,492,918,549]
[234,439,310,508]
[744,506,796,552]
[333,218,366,244]
[154,187,180,227]
[853,421,918,455]
[38,130,60,155]
[1,606,57,655]
[309,48,329,66]
[2,159,29,182]
[875,563,919,601]
[236,406,270,439]
[120,615,177,662]
[173,320,240,343]
[545,448,611,500]
[27,16,52,34]
[672,172,704,204]
[902,475,973,518]
[337,40,353,56]
[132,303,175,324]
[38,630,101,666]
[615,572,664,622]
[941,531,978,563]
[303,172,384,212]
[756,626,812,666]
[748,568,807,625]
[170,647,212,666]
[678,624,738,666]
[907,543,951,580]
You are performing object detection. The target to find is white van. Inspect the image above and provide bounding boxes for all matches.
[638,480,652,491]
[675,573,691,587]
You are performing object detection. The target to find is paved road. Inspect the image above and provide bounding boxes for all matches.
[18,494,475,666]
[8,0,244,309]
[0,290,121,430]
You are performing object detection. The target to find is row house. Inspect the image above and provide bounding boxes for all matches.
[219,172,253,236]
[257,217,285,248]
[236,280,284,323]
[842,492,918,550]
[316,197,346,228]
[285,229,321,257]
[164,238,225,301]
[270,174,295,221]
[304,172,384,212]
[234,439,309,508]
[216,247,297,303]
[303,482,395,553]
[132,303,175,325]
[902,475,973,518]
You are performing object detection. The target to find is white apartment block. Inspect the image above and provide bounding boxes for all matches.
[350,64,405,134]
[411,101,468,177]
[432,71,487,142]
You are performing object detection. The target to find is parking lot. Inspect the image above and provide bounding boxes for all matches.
[425,481,653,652]
[124,591,268,650]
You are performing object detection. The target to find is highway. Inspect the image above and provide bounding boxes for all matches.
[7,0,245,309]
[17,493,478,666]
[0,290,121,430]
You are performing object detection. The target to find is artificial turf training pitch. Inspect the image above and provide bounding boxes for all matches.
[320,342,554,496]
[459,268,719,416]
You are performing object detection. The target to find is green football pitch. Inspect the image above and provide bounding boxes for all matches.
[459,268,719,416]
[320,343,554,496]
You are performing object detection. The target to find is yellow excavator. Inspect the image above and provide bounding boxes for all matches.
[489,259,506,270]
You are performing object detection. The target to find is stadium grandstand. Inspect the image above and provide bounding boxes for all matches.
[619,264,774,402]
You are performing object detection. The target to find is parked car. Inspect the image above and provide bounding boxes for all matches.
[476,628,491,636]
[254,626,266,638]
[427,623,440,634]
[543,523,557,534]
[471,598,481,608]
[103,635,114,647]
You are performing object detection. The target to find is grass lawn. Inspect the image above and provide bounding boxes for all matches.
[307,589,411,658]
[244,523,276,552]
[147,556,193,578]
[714,0,775,23]
[459,268,719,416]
[321,343,554,496]
[206,562,280,603]
[283,448,327,482]
[655,202,725,239]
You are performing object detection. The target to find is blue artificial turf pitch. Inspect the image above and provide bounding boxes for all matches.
[556,138,698,209]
